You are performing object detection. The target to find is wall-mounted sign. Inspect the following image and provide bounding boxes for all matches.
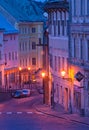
[75,71,84,82]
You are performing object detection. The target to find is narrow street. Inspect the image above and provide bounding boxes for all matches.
[0,89,89,130]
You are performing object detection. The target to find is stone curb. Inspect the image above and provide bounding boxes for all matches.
[34,104,89,126]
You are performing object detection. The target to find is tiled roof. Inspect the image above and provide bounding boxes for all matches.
[0,0,46,22]
[0,12,18,34]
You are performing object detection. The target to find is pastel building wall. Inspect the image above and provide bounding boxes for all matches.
[70,0,89,116]
[45,1,70,111]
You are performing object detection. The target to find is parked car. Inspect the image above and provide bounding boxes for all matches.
[22,89,30,97]
[11,89,30,98]
[11,90,22,98]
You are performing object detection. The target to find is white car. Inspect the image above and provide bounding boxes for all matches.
[22,89,30,97]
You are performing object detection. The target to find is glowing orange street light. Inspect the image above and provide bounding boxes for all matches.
[28,67,31,71]
[61,70,66,78]
[19,67,22,71]
[41,72,46,78]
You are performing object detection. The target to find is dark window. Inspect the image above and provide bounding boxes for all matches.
[32,58,36,65]
[32,28,36,33]
[39,38,41,44]
[87,0,89,15]
[74,38,76,58]
[10,36,12,40]
[23,42,24,51]
[49,54,53,68]
[54,20,56,36]
[62,20,64,36]
[25,42,27,51]
[58,20,60,35]
[9,52,11,60]
[58,56,60,72]
[32,42,36,50]
[29,41,30,50]
[62,57,64,70]
[12,52,14,60]
[80,39,83,59]
[5,54,7,62]
[0,51,1,60]
[15,52,17,60]
[20,42,21,51]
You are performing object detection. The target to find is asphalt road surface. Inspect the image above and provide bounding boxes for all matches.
[0,91,89,130]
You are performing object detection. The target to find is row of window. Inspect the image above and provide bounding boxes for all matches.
[72,38,89,60]
[5,52,18,61]
[49,11,68,36]
[4,35,16,41]
[19,27,36,34]
[19,41,36,51]
[49,20,68,36]
[19,38,42,51]
[50,54,68,75]
[20,57,36,66]
[73,0,89,16]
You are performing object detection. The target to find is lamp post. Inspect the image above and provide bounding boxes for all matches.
[19,67,22,88]
[61,70,72,114]
[41,71,46,104]
[28,67,31,88]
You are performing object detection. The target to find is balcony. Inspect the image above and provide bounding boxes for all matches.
[69,58,89,70]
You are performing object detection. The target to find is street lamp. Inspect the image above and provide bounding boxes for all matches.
[61,70,72,113]
[41,71,46,104]
[19,67,22,88]
[61,70,66,78]
[28,67,31,88]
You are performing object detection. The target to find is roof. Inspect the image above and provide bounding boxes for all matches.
[0,12,18,34]
[44,0,69,11]
[0,0,46,22]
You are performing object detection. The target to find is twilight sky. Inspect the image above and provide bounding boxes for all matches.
[35,0,45,2]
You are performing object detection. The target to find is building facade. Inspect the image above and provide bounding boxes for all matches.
[45,0,71,111]
[70,0,89,116]
[0,12,19,89]
[18,22,43,84]
[0,29,5,87]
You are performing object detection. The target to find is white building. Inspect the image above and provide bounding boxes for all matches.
[70,0,89,116]
[45,0,71,112]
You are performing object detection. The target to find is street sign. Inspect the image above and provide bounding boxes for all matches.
[75,71,84,82]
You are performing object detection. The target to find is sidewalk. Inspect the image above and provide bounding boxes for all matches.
[35,100,89,126]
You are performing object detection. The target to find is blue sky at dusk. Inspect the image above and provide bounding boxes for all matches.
[35,0,45,2]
